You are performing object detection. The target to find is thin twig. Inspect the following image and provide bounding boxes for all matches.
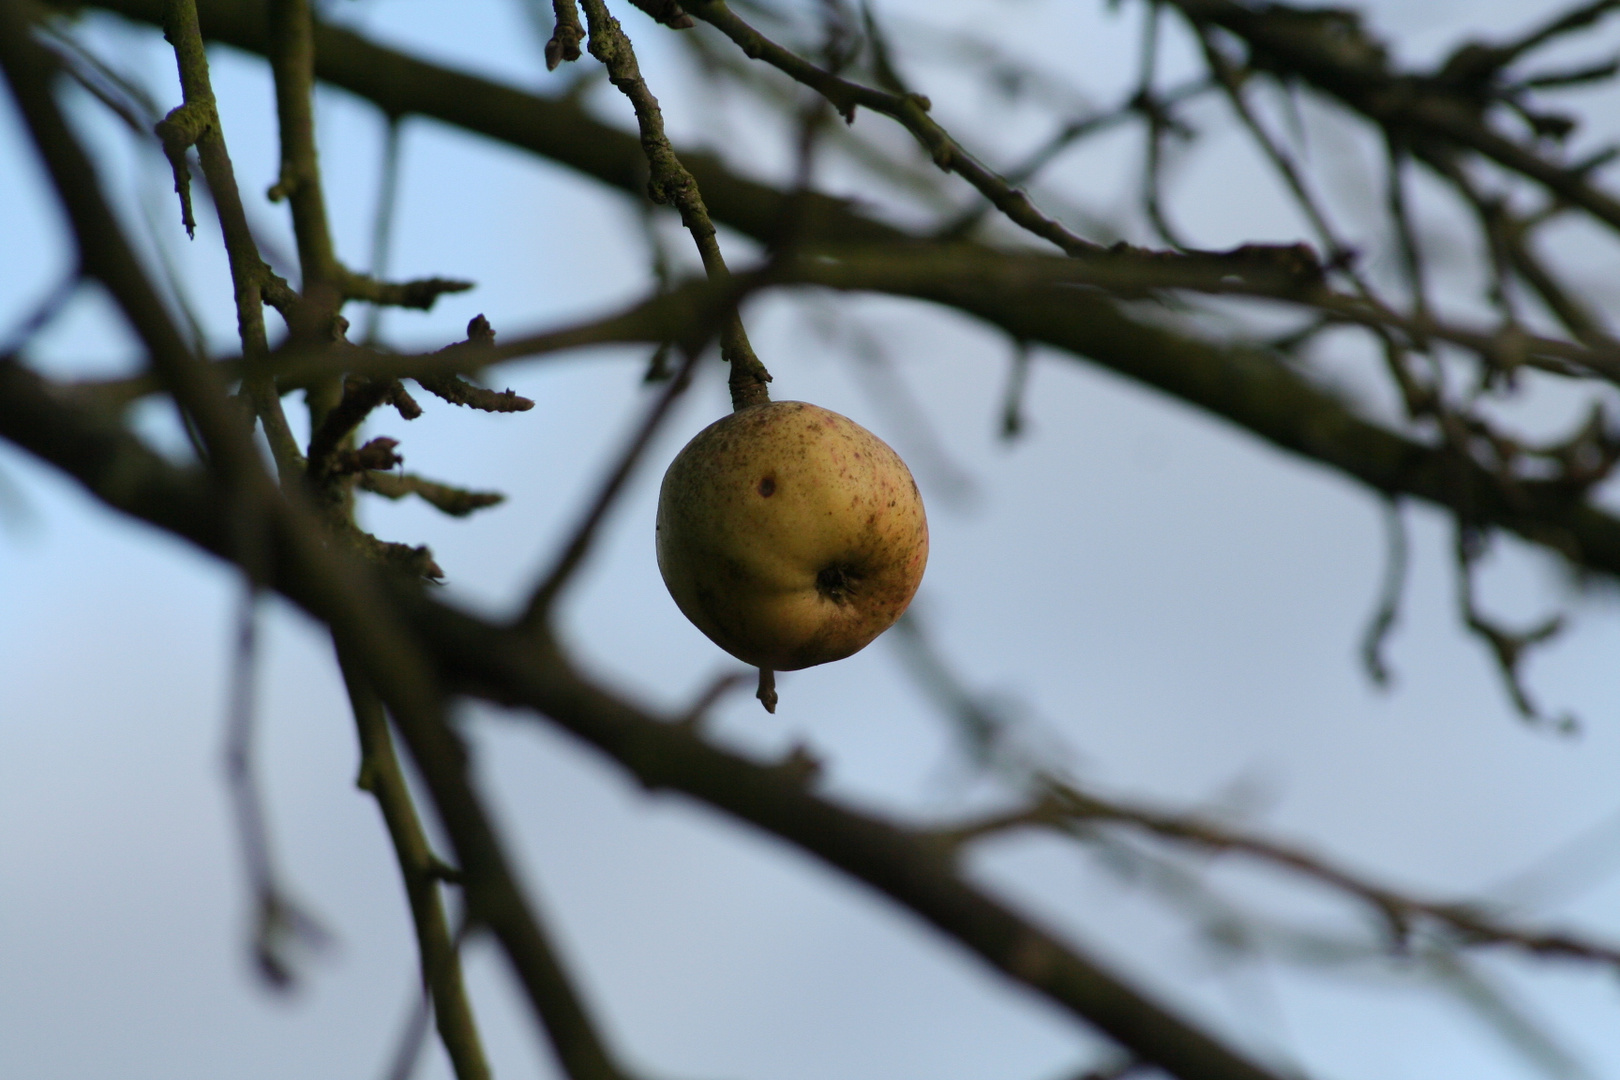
[682,0,1111,258]
[225,586,329,987]
[0,267,80,358]
[1452,526,1576,732]
[363,115,406,347]
[1359,497,1408,688]
[266,0,339,290]
[360,472,506,517]
[938,778,1620,969]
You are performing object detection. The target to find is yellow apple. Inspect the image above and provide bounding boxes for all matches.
[656,400,928,674]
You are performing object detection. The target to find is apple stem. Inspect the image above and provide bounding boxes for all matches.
[727,346,773,411]
[756,667,778,713]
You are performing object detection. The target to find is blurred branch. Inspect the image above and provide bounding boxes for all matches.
[1162,0,1620,237]
[897,604,1617,972]
[1358,497,1408,688]
[361,114,403,346]
[1446,0,1620,84]
[1084,832,1592,1080]
[0,266,79,358]
[1453,526,1575,731]
[0,352,1291,1080]
[337,647,491,1080]
[60,236,1620,583]
[520,346,701,624]
[225,587,329,988]
[938,780,1620,971]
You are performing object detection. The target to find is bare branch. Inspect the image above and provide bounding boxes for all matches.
[682,0,1113,259]
[225,587,329,988]
[0,355,1292,1080]
[158,0,304,481]
[936,777,1620,971]
[265,0,339,289]
[1453,527,1577,732]
[579,0,771,409]
[337,648,491,1080]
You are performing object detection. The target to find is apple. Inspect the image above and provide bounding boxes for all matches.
[656,400,928,677]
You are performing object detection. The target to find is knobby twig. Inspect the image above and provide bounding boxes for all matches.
[344,270,475,311]
[579,0,772,410]
[681,0,1107,254]
[547,0,585,69]
[417,316,537,413]
[360,472,505,517]
[158,0,304,482]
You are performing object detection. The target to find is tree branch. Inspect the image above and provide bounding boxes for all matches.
[681,0,1109,259]
[0,32,660,1080]
[935,779,1620,970]
[578,0,770,409]
[265,0,338,290]
[0,353,1291,1080]
[337,647,492,1080]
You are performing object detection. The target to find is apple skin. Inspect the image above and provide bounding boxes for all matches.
[656,400,928,671]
